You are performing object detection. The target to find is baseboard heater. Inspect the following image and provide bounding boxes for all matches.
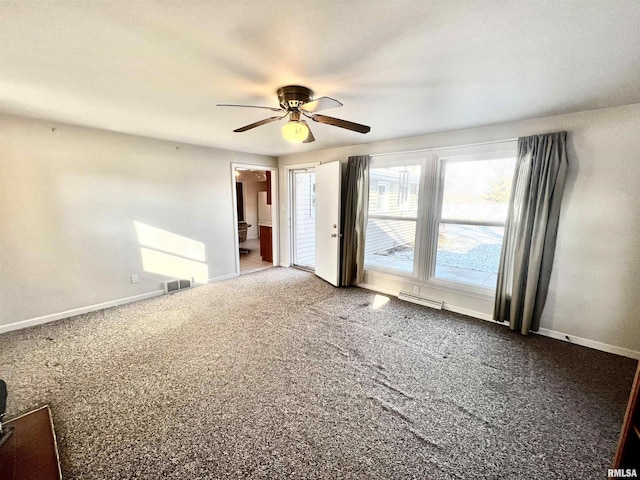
[398,291,443,310]
[164,279,192,294]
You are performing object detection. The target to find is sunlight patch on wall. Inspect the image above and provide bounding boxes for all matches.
[134,221,205,261]
[372,294,390,310]
[140,247,209,284]
[135,221,209,283]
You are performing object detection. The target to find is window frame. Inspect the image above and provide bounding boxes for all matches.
[364,141,517,297]
[364,153,427,278]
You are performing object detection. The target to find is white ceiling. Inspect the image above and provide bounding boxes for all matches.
[1,1,639,157]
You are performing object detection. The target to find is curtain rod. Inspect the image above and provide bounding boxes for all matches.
[369,138,518,158]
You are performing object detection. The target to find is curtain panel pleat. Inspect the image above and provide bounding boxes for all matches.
[340,155,370,286]
[494,132,568,334]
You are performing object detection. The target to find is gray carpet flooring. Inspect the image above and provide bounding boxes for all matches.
[0,268,636,479]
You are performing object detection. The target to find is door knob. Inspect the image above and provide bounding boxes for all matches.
[331,233,337,238]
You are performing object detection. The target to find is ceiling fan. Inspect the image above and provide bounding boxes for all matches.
[217,85,370,143]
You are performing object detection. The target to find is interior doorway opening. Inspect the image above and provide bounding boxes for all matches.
[234,166,277,275]
[290,168,316,270]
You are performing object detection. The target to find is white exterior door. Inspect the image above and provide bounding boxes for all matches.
[315,161,341,286]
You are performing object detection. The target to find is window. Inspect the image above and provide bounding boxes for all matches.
[365,159,423,274]
[364,142,517,294]
[434,155,516,288]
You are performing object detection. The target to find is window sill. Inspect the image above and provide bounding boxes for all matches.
[363,268,496,301]
[363,264,419,280]
[426,277,496,300]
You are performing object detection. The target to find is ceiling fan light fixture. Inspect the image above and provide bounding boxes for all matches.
[281,120,309,143]
[220,85,370,143]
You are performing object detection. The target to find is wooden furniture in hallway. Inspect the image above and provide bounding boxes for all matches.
[260,225,272,263]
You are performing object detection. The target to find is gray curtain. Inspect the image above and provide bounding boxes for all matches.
[340,155,370,286]
[494,132,568,334]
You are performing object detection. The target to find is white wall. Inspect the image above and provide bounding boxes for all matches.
[0,114,276,329]
[278,103,640,356]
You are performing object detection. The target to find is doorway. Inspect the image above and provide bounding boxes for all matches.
[287,161,342,285]
[233,165,277,275]
[290,168,316,270]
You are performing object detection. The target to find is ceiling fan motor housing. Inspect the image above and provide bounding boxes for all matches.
[277,85,313,111]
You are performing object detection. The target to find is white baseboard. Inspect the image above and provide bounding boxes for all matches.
[0,290,165,335]
[443,304,493,321]
[535,328,640,360]
[476,317,640,359]
[208,273,238,283]
[4,276,637,360]
[458,312,640,360]
[0,273,241,336]
[357,282,639,359]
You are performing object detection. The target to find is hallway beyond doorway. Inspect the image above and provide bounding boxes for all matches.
[239,238,273,275]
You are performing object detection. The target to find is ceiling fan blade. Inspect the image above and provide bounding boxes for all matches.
[301,121,315,143]
[217,104,283,112]
[310,114,371,134]
[233,115,285,132]
[299,96,343,113]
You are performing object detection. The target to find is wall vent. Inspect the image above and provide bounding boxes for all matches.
[164,279,192,294]
[398,291,443,310]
